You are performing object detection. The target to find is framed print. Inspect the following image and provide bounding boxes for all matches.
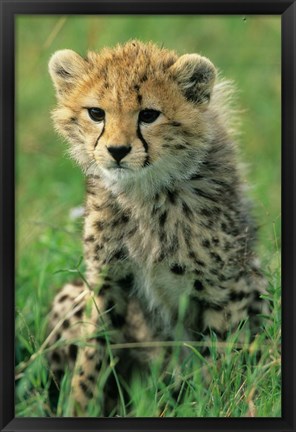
[0,0,295,431]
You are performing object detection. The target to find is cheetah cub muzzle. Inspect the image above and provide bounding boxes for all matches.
[47,40,269,416]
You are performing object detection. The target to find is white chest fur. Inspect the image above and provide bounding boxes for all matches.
[133,263,194,327]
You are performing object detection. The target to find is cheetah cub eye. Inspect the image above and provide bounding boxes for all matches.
[87,108,105,122]
[138,109,161,124]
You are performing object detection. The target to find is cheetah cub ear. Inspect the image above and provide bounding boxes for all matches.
[170,54,216,105]
[48,49,88,97]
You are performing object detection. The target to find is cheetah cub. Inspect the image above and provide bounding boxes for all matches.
[48,40,268,415]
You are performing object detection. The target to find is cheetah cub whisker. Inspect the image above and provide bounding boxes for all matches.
[47,40,269,416]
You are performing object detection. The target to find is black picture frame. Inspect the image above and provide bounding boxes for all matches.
[0,0,295,431]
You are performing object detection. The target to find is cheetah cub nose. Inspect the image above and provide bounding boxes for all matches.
[107,145,131,163]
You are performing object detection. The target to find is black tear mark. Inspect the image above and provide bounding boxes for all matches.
[94,124,105,149]
[143,155,150,167]
[137,124,149,152]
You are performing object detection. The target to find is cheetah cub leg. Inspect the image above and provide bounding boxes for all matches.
[69,277,133,416]
[195,269,270,385]
[69,290,108,416]
[47,280,89,408]
[47,278,110,415]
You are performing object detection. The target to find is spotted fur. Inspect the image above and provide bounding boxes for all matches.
[48,40,269,415]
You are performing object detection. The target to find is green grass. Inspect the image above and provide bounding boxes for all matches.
[16,16,281,417]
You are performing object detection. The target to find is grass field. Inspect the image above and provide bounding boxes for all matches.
[15,16,281,417]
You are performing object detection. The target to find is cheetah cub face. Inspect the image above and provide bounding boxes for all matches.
[49,41,216,192]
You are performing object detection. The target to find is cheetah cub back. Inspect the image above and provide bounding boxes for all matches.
[47,40,269,415]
